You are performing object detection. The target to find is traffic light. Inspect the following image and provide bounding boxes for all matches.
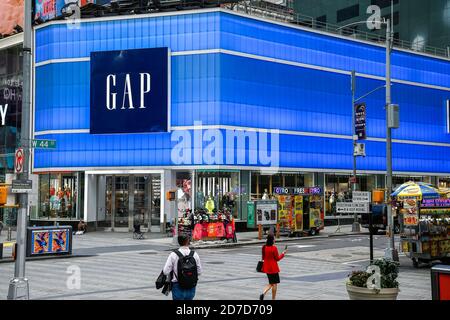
[0,185,7,206]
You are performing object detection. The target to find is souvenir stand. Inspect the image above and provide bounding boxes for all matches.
[177,196,236,242]
[273,187,324,236]
[392,182,450,267]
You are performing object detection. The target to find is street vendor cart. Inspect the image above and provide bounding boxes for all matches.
[392,182,450,267]
[273,187,324,236]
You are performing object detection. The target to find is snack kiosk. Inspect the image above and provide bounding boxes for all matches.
[399,198,450,267]
[273,187,324,236]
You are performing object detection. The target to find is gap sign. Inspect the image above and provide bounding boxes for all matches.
[90,48,169,134]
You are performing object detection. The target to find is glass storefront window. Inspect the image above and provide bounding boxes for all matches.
[250,172,312,199]
[38,173,80,220]
[324,174,375,217]
[176,172,192,212]
[194,170,240,218]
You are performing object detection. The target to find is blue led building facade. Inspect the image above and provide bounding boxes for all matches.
[31,9,450,229]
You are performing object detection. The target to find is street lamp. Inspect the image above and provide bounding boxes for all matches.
[337,18,399,261]
[8,0,32,299]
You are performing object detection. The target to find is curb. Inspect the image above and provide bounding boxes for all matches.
[0,254,96,264]
[166,231,369,250]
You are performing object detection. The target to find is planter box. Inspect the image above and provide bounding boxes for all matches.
[346,284,399,300]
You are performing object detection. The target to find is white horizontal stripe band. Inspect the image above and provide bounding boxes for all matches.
[0,33,23,50]
[34,129,90,136]
[34,49,450,92]
[34,125,450,148]
[35,57,90,67]
[31,165,450,177]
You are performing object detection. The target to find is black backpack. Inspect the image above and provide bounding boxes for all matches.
[174,250,198,289]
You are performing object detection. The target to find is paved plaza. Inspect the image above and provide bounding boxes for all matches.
[0,226,432,300]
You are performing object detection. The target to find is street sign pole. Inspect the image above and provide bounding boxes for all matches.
[384,19,399,262]
[8,0,31,300]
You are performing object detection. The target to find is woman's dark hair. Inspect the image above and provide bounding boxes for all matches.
[266,234,275,246]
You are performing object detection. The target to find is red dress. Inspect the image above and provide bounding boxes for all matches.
[262,245,285,274]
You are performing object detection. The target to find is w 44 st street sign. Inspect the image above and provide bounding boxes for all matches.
[32,139,56,149]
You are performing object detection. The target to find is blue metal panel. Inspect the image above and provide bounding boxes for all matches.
[33,130,450,174]
[35,54,221,131]
[35,12,450,89]
[219,53,450,143]
[219,12,450,89]
[35,12,220,63]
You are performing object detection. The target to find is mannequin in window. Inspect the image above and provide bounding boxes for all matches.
[205,195,215,213]
[262,189,269,200]
[196,188,205,209]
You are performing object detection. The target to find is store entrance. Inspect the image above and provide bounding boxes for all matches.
[98,174,161,232]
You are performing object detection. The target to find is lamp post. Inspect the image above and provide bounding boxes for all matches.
[8,0,32,300]
[337,18,399,261]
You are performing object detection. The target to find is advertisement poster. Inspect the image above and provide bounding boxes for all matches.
[310,208,321,228]
[35,0,95,22]
[256,201,278,226]
[294,195,303,230]
[32,231,50,254]
[0,0,24,35]
[354,103,367,140]
[52,230,69,253]
[403,198,418,226]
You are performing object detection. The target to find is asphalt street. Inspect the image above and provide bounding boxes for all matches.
[0,233,432,300]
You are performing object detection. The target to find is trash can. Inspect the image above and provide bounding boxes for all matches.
[431,264,450,300]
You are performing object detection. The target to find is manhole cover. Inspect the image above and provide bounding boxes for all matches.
[353,252,368,256]
[332,254,352,258]
[139,252,158,255]
[206,261,225,265]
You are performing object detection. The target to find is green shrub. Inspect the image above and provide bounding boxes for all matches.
[348,271,371,288]
[372,259,400,289]
[348,259,400,289]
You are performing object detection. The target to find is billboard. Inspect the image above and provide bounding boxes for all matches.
[34,0,95,22]
[0,0,24,35]
[90,47,170,134]
[27,226,72,256]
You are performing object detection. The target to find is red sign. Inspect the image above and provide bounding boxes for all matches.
[14,148,24,174]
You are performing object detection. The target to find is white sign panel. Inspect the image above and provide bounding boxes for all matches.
[352,191,371,203]
[336,202,370,213]
[256,200,278,225]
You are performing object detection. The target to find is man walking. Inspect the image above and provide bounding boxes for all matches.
[163,234,202,300]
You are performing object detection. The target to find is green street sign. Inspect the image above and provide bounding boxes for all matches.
[32,139,56,149]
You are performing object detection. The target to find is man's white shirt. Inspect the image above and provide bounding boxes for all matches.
[163,246,202,282]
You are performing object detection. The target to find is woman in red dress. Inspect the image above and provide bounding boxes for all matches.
[260,234,287,300]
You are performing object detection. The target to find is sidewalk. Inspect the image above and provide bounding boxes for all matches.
[1,224,367,260]
[145,224,367,249]
[186,224,367,249]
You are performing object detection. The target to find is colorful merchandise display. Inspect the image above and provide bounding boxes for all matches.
[177,208,236,242]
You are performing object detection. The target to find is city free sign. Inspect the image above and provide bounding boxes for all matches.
[32,139,56,149]
[336,202,370,213]
[11,180,33,194]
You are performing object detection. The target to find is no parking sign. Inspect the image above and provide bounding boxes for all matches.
[14,148,24,174]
